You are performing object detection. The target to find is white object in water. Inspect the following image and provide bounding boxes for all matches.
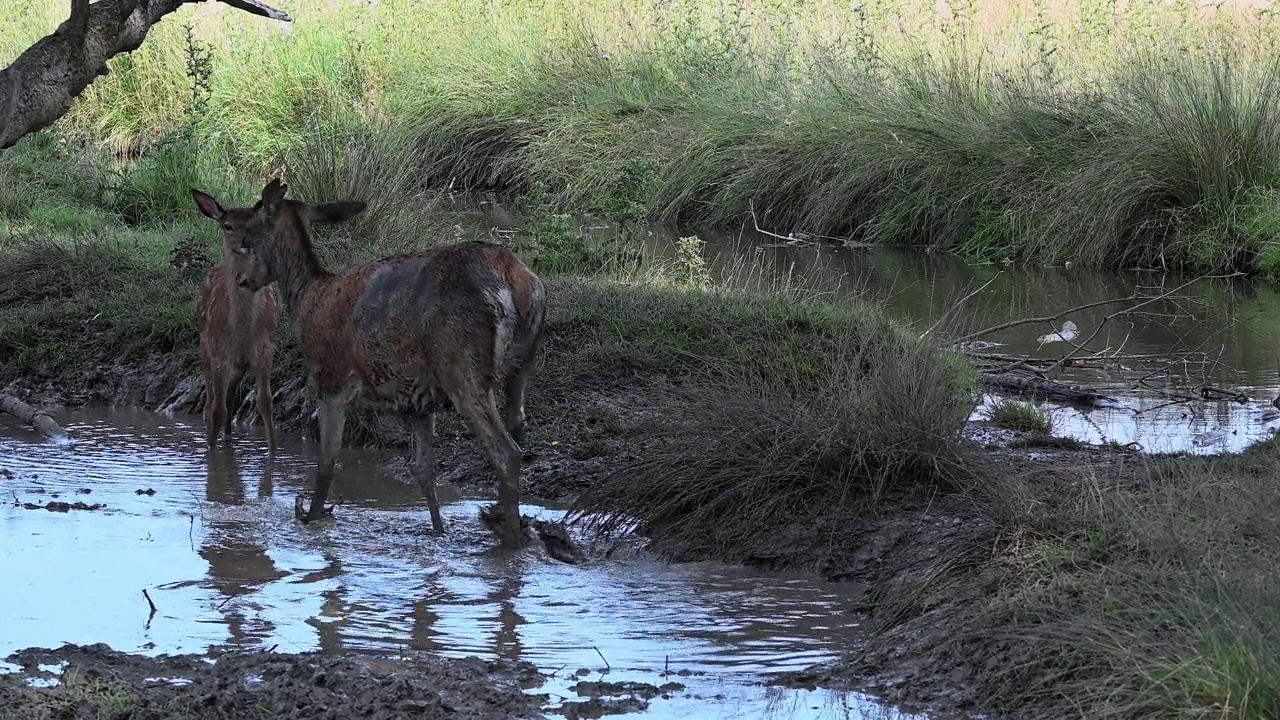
[1037,320,1079,345]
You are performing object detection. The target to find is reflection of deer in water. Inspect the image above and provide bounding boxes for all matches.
[191,190,280,451]
[220,179,546,545]
[202,450,286,648]
[491,567,525,662]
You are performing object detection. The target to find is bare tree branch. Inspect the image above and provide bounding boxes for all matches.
[0,0,289,151]
[1039,274,1241,376]
[948,273,1241,348]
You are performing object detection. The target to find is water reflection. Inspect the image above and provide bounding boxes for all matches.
[202,450,287,649]
[0,411,902,720]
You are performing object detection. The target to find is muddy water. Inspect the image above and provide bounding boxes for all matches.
[0,410,919,720]
[467,197,1280,454]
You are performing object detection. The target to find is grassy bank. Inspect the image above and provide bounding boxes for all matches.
[7,1,1280,273]
[928,445,1280,718]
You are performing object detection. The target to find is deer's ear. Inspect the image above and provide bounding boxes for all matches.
[301,201,367,225]
[192,190,224,221]
[260,178,288,211]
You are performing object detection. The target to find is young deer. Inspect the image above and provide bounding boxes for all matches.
[191,190,280,451]
[220,179,546,546]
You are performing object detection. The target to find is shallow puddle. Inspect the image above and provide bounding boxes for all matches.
[0,409,919,719]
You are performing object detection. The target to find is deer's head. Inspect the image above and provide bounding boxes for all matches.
[234,179,366,292]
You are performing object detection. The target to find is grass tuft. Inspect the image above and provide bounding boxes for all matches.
[987,399,1054,435]
[570,304,972,562]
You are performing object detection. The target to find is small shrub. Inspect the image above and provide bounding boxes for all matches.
[674,235,711,287]
[988,399,1054,434]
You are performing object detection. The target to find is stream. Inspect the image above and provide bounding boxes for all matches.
[0,410,919,720]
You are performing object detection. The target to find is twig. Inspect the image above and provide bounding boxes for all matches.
[1138,398,1197,414]
[1137,379,1201,404]
[747,199,826,245]
[216,591,243,611]
[921,273,1002,341]
[1199,386,1249,403]
[142,588,158,627]
[593,646,611,671]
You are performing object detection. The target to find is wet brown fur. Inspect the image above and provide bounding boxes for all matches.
[230,180,546,545]
[191,191,280,451]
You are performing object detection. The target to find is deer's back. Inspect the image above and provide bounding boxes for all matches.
[299,242,544,397]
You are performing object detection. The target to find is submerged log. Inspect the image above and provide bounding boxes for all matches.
[978,372,1119,407]
[0,392,73,444]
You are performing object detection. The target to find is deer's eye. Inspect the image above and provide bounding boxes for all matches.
[223,223,233,232]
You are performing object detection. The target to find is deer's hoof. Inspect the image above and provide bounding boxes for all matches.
[294,494,336,524]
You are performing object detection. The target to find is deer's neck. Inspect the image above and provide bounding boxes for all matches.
[226,282,263,321]
[273,242,332,317]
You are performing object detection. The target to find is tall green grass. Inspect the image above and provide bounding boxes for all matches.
[6,1,1280,273]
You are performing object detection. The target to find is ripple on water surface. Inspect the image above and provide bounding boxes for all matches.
[0,409,921,719]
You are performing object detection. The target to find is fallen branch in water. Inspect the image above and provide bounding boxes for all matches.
[0,392,72,445]
[142,588,158,628]
[946,273,1240,350]
[946,273,1249,409]
[1040,275,1237,377]
[978,372,1118,406]
[747,199,841,247]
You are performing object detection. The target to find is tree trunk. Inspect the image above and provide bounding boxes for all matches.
[0,0,289,151]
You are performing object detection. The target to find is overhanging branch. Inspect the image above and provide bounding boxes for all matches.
[0,0,290,150]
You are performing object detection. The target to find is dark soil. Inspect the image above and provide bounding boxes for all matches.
[0,643,545,720]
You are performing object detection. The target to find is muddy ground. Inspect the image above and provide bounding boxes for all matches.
[0,355,1148,720]
[0,643,545,720]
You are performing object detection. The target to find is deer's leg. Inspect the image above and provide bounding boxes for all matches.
[223,367,244,444]
[411,410,445,534]
[452,386,523,547]
[205,368,228,449]
[502,362,534,447]
[308,396,346,521]
[255,361,276,452]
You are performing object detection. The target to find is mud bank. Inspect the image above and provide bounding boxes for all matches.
[0,643,544,720]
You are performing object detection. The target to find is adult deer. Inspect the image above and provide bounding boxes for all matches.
[190,190,280,451]
[219,179,546,546]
